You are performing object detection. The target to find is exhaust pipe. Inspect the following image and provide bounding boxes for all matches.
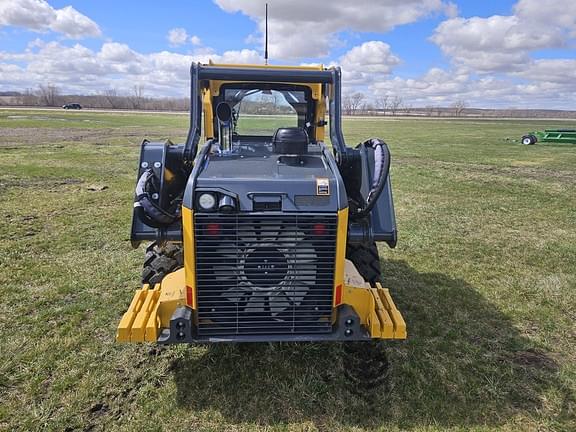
[216,102,233,153]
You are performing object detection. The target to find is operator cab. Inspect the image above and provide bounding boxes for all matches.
[209,83,317,156]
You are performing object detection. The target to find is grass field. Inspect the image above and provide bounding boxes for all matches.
[0,109,575,432]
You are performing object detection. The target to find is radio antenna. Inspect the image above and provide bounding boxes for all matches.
[264,3,269,65]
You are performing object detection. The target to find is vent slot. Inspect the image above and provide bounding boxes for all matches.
[194,213,337,336]
[252,195,282,211]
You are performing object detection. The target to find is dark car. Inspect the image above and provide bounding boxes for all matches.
[62,103,82,110]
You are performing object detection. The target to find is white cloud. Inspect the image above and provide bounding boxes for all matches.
[167,28,188,46]
[431,0,576,73]
[513,59,576,84]
[431,15,563,72]
[167,28,202,47]
[0,0,101,38]
[442,1,459,18]
[214,0,455,58]
[338,41,401,86]
[0,39,261,96]
[98,42,140,63]
[419,0,576,109]
[370,66,576,109]
[514,0,576,33]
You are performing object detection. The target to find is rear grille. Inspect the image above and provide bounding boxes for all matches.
[194,213,337,336]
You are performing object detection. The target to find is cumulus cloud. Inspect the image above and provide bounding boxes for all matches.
[431,15,562,72]
[0,40,261,96]
[431,0,576,73]
[513,59,576,84]
[167,28,188,46]
[371,67,576,109]
[214,0,455,58]
[167,28,202,47]
[338,41,401,86]
[0,0,101,38]
[514,0,576,33]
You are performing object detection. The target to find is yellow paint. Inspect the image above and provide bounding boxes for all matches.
[340,282,407,340]
[116,267,406,342]
[116,288,148,342]
[164,168,175,183]
[314,94,326,142]
[130,285,160,342]
[208,62,324,71]
[200,63,326,142]
[202,88,214,140]
[156,269,187,325]
[376,283,407,339]
[333,208,349,309]
[116,269,187,343]
[207,80,322,100]
[182,206,197,309]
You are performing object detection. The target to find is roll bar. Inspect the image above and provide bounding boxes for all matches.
[182,63,348,163]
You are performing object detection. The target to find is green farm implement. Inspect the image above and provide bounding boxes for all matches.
[521,129,576,145]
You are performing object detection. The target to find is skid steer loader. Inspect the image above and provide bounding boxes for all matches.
[117,63,406,388]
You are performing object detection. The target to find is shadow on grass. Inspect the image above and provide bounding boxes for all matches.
[172,260,571,429]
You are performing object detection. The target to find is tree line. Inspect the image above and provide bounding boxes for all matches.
[2,85,575,119]
[342,92,469,117]
[1,84,190,111]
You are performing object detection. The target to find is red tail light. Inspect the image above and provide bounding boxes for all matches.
[206,223,221,236]
[312,223,326,236]
[335,284,342,305]
[186,285,193,306]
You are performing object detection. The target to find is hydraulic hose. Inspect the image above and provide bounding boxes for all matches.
[352,138,390,220]
[134,169,180,227]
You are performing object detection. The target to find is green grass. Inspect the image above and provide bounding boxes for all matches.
[0,109,575,431]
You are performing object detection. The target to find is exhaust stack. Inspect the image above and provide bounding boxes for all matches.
[216,102,233,153]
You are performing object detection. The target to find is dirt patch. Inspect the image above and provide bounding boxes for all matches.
[86,184,108,192]
[0,127,111,145]
[89,403,108,414]
[0,126,187,148]
[511,349,559,371]
[0,177,84,191]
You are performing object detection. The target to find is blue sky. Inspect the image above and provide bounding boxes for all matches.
[0,0,575,109]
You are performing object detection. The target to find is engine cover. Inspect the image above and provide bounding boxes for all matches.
[183,141,346,213]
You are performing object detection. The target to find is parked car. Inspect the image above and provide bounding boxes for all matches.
[62,103,82,110]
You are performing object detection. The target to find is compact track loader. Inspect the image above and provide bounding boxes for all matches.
[117,63,406,387]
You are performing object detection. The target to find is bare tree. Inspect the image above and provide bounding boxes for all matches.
[17,88,35,106]
[129,85,144,110]
[362,102,374,116]
[425,105,435,117]
[36,84,59,106]
[342,94,353,115]
[452,99,468,117]
[103,88,123,109]
[375,95,389,116]
[350,92,365,115]
[389,95,403,116]
[402,102,413,115]
[342,92,366,115]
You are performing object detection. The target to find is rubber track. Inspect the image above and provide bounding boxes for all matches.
[346,242,382,284]
[141,242,183,285]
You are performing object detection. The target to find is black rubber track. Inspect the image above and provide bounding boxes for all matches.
[346,242,382,285]
[141,242,183,285]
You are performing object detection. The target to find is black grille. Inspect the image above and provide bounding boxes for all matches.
[194,213,337,336]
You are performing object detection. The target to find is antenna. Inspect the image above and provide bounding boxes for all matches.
[264,3,269,65]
